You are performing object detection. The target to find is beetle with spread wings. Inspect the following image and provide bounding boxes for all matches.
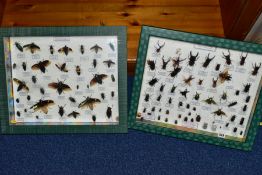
[78,96,101,110]
[31,60,51,73]
[13,78,29,92]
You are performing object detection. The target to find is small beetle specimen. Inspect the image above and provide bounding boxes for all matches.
[220,91,227,101]
[23,42,40,53]
[212,108,226,117]
[151,107,155,112]
[169,66,182,78]
[202,53,215,68]
[178,101,183,107]
[30,99,54,114]
[242,105,247,112]
[198,79,203,85]
[204,97,217,105]
[170,85,176,93]
[40,87,45,95]
[196,115,201,122]
[243,83,251,93]
[17,111,20,117]
[168,97,172,104]
[103,60,115,68]
[233,127,237,133]
[147,59,156,71]
[154,41,165,53]
[92,59,97,68]
[159,83,165,92]
[225,123,229,127]
[49,45,54,54]
[101,93,106,100]
[193,107,196,111]
[13,78,29,92]
[180,89,189,98]
[27,95,31,101]
[166,110,169,115]
[239,117,245,125]
[172,56,186,68]
[80,45,84,54]
[48,80,71,95]
[183,75,194,86]
[58,45,73,56]
[230,115,236,122]
[16,98,19,103]
[78,96,101,110]
[15,42,23,52]
[76,65,81,75]
[235,90,240,96]
[228,101,237,107]
[58,105,66,117]
[165,118,168,122]
[90,44,102,53]
[69,97,76,103]
[144,93,150,102]
[36,115,39,119]
[148,77,159,86]
[106,106,112,118]
[218,69,232,84]
[109,42,115,51]
[92,115,96,122]
[215,64,220,71]
[156,94,162,101]
[111,74,115,82]
[55,63,68,72]
[159,108,162,112]
[239,53,248,66]
[77,85,79,89]
[22,62,26,71]
[111,91,115,98]
[194,92,200,100]
[252,63,261,76]
[13,63,17,69]
[212,78,218,88]
[222,50,231,65]
[143,108,147,113]
[184,117,188,122]
[24,109,27,113]
[188,51,199,66]
[161,57,170,70]
[90,74,108,86]
[190,118,193,122]
[68,111,80,118]
[31,75,37,84]
[186,104,190,109]
[245,96,251,103]
[31,60,51,73]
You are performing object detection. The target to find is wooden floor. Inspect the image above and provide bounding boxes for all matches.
[1,0,224,74]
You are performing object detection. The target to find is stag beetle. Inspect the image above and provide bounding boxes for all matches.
[188,51,199,66]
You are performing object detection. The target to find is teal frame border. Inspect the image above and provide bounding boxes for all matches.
[0,26,127,134]
[128,26,262,151]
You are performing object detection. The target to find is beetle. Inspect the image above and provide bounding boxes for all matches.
[169,66,182,78]
[13,63,17,69]
[242,105,247,112]
[154,41,165,53]
[188,51,199,66]
[202,53,215,68]
[40,87,45,95]
[245,95,250,103]
[170,85,176,93]
[101,93,106,100]
[92,115,96,122]
[17,111,21,117]
[144,93,150,102]
[212,78,218,88]
[111,74,115,82]
[151,107,155,112]
[178,101,183,107]
[172,56,186,68]
[111,91,115,98]
[180,89,189,98]
[183,75,194,86]
[196,115,201,122]
[106,106,112,119]
[58,105,66,117]
[239,53,248,66]
[76,65,81,75]
[198,79,203,85]
[22,62,26,71]
[50,45,54,54]
[27,95,31,101]
[193,92,200,100]
[156,94,162,101]
[222,50,231,65]
[166,110,169,115]
[143,108,147,113]
[252,63,261,76]
[243,83,251,93]
[147,60,156,71]
[235,90,240,96]
[148,77,159,86]
[15,42,23,52]
[239,117,245,125]
[159,83,165,92]
[215,64,220,71]
[228,101,237,107]
[220,91,227,102]
[168,97,172,104]
[69,97,76,103]
[80,45,84,54]
[161,56,170,70]
[212,108,226,117]
[32,75,37,84]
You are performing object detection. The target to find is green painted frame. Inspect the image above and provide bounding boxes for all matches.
[128,26,262,151]
[0,26,127,134]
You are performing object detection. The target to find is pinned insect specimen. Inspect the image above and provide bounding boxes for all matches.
[75,65,81,75]
[156,94,162,101]
[228,101,237,107]
[178,114,182,118]
[183,75,194,86]
[111,91,115,98]
[151,107,155,112]
[93,59,97,68]
[31,60,51,73]
[159,83,165,92]
[13,63,17,69]
[204,97,217,105]
[109,42,115,51]
[186,104,190,109]
[193,92,200,100]
[168,97,172,104]
[190,118,193,122]
[30,99,54,114]
[218,69,232,84]
[212,78,218,88]
[242,105,247,112]
[154,41,165,53]
[180,89,189,98]
[17,111,20,117]
[198,79,203,85]
[196,115,201,122]
[55,63,68,72]
[161,57,170,70]
[148,77,159,86]
[31,75,37,84]
[188,51,199,66]
[239,53,248,66]
[170,85,176,93]
[165,118,168,122]
[243,83,251,93]
[90,74,108,86]
[169,66,182,78]
[15,42,23,52]
[13,78,29,92]
[49,45,54,54]
[90,44,102,53]
[178,101,183,107]
[103,59,115,68]
[202,53,215,68]
[92,115,96,122]
[106,106,112,118]
[220,91,227,102]
[68,111,80,118]
[193,107,196,111]
[80,45,84,54]
[172,56,186,68]
[235,90,240,96]
[252,63,261,76]
[240,117,245,125]
[230,115,236,122]
[48,80,71,95]
[101,93,106,100]
[215,64,220,71]
[22,62,26,71]
[111,74,115,82]
[143,108,147,113]
[144,93,150,102]
[78,96,101,110]
[40,87,45,95]
[58,105,66,117]
[77,85,79,89]
[24,109,27,113]
[225,123,229,127]
[233,127,237,133]
[23,42,40,53]
[147,60,156,71]
[245,96,250,103]
[166,110,169,115]
[58,45,73,56]
[212,108,226,117]
[222,50,231,65]
[16,98,19,103]
[184,117,188,122]
[27,95,31,101]
[69,97,76,103]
